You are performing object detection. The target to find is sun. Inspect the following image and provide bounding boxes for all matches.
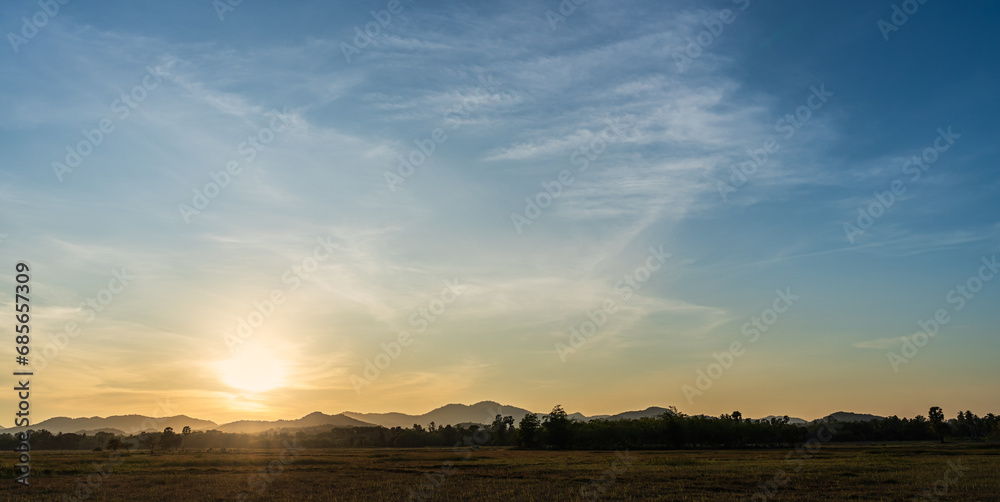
[218,344,287,393]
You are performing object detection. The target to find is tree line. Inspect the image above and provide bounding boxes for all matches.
[3,406,996,452]
[828,407,1000,443]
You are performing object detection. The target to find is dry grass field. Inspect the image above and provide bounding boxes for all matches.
[1,443,998,501]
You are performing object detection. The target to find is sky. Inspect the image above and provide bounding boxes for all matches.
[0,0,998,426]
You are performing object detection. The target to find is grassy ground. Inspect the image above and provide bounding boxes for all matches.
[0,442,998,501]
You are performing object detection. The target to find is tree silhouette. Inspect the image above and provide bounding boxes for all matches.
[138,432,160,454]
[94,431,115,449]
[543,405,572,449]
[504,416,515,433]
[518,413,541,448]
[928,407,947,443]
[490,415,515,445]
[161,427,181,451]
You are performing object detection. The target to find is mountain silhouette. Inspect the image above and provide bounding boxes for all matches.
[216,412,371,433]
[761,415,808,425]
[5,414,217,435]
[342,401,536,428]
[4,404,888,435]
[815,411,885,423]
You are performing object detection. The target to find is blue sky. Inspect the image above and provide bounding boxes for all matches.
[1,0,998,424]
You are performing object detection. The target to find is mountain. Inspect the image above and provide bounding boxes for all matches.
[10,415,217,435]
[216,412,372,433]
[16,404,881,436]
[76,428,129,436]
[605,407,676,421]
[343,401,536,428]
[9,412,369,436]
[760,415,809,425]
[815,411,884,423]
[342,402,679,427]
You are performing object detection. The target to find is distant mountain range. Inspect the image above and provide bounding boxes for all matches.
[575,407,679,422]
[343,403,677,428]
[343,401,534,428]
[3,414,218,436]
[819,411,884,423]
[1,402,886,435]
[217,412,370,434]
[761,415,810,425]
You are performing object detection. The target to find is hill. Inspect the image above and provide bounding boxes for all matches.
[760,415,809,425]
[815,411,885,423]
[216,412,372,433]
[343,401,535,428]
[606,406,676,421]
[9,414,217,435]
[11,405,894,436]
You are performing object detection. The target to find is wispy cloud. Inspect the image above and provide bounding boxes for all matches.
[2,0,997,422]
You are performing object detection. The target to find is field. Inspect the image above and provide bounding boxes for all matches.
[2,443,999,501]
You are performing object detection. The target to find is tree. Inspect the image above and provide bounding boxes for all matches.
[491,415,516,445]
[732,411,742,422]
[928,407,948,443]
[138,433,160,454]
[518,413,541,449]
[161,427,181,451]
[543,405,572,449]
[961,411,978,439]
[94,431,115,449]
[182,426,192,435]
[504,416,515,434]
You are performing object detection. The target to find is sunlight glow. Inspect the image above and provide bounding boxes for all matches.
[218,345,287,393]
